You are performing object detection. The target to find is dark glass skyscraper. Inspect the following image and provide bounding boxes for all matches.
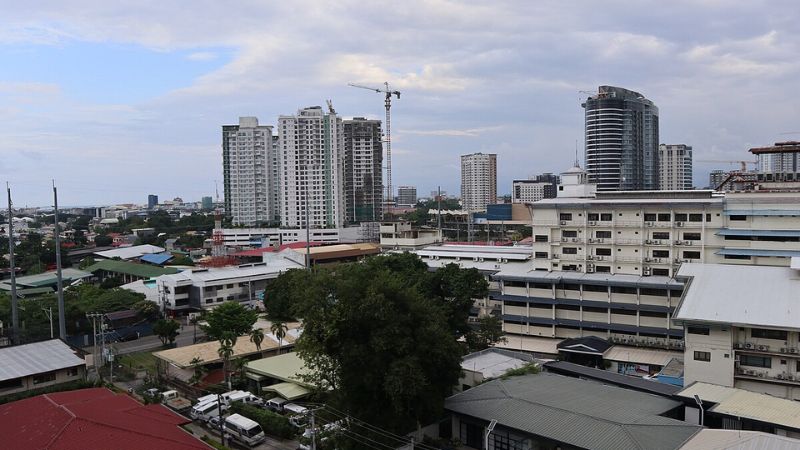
[583,86,659,191]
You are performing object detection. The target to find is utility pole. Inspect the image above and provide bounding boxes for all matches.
[42,307,53,339]
[310,408,317,450]
[6,184,18,344]
[437,186,442,242]
[217,393,226,446]
[86,313,101,375]
[53,181,66,340]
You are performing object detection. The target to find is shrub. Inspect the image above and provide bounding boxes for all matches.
[229,402,295,439]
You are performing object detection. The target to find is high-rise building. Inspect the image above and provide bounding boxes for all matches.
[147,194,158,209]
[512,173,560,203]
[278,106,344,228]
[461,153,497,212]
[709,170,727,190]
[201,196,213,210]
[397,186,417,206]
[659,144,693,190]
[583,86,659,191]
[752,141,800,174]
[343,118,383,223]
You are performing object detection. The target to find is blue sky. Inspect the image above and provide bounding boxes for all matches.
[2,1,800,207]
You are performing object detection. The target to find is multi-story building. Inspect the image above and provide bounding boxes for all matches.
[675,262,800,400]
[343,118,383,223]
[708,169,727,190]
[147,194,158,209]
[512,178,557,203]
[396,186,417,207]
[222,117,278,226]
[201,196,213,210]
[752,141,800,176]
[583,86,659,191]
[659,144,693,190]
[461,153,497,212]
[278,106,344,229]
[379,221,441,250]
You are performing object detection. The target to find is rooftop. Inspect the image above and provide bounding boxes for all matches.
[445,373,700,450]
[674,263,800,330]
[680,429,800,450]
[0,388,210,450]
[94,244,165,260]
[158,260,302,284]
[461,348,537,378]
[140,253,174,265]
[0,339,84,382]
[493,266,683,289]
[544,361,682,396]
[245,352,314,388]
[0,268,92,290]
[85,259,180,279]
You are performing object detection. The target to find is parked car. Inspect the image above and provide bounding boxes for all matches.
[265,396,288,413]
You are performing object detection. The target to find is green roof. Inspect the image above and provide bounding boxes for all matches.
[0,268,92,289]
[86,260,179,278]
[245,352,315,388]
[262,381,311,400]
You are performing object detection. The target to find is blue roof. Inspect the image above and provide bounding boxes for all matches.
[717,248,800,257]
[717,229,800,237]
[724,209,800,216]
[140,253,174,265]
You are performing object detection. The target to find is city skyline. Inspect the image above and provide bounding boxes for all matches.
[2,1,800,206]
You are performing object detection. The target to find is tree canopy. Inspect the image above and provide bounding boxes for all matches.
[201,301,259,342]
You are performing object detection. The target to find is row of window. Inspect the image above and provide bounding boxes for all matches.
[558,212,715,222]
[502,281,680,296]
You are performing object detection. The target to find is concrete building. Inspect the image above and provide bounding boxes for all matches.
[379,222,441,250]
[343,118,383,223]
[147,194,158,209]
[458,348,538,391]
[753,141,800,174]
[659,144,693,190]
[709,169,727,190]
[583,86,659,191]
[279,106,344,229]
[396,185,417,207]
[222,117,279,226]
[675,262,800,400]
[0,340,85,396]
[461,153,497,212]
[201,196,213,210]
[512,173,559,203]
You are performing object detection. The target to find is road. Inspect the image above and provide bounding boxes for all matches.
[84,324,206,355]
[184,420,299,450]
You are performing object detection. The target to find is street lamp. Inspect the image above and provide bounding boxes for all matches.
[485,419,497,450]
[693,394,704,426]
[41,307,53,339]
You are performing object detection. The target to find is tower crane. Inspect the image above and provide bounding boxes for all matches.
[695,159,757,172]
[348,82,401,214]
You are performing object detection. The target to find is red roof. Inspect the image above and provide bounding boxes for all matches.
[232,241,324,257]
[0,388,211,450]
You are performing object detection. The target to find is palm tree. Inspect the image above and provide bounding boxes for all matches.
[270,321,289,355]
[218,333,236,390]
[249,328,265,354]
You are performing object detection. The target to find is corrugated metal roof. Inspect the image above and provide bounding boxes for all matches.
[718,248,800,257]
[262,381,311,400]
[140,253,174,265]
[0,339,85,382]
[679,429,800,450]
[244,352,313,387]
[461,348,536,378]
[86,260,179,278]
[445,373,700,450]
[492,335,561,355]
[544,361,681,396]
[603,346,682,366]
[94,244,165,260]
[717,229,800,237]
[677,382,800,431]
[493,267,684,289]
[675,264,800,329]
[0,268,93,289]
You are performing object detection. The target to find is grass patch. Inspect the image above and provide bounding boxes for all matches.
[118,351,158,374]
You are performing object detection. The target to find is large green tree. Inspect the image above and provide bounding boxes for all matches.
[262,268,314,321]
[293,254,467,436]
[201,301,258,342]
[424,262,489,336]
[153,319,180,345]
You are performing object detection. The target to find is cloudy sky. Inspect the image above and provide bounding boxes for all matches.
[2,1,799,207]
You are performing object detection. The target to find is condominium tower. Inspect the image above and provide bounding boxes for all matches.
[222,117,279,226]
[583,86,659,191]
[658,144,693,190]
[343,118,383,223]
[278,106,344,228]
[461,153,497,212]
[397,186,417,206]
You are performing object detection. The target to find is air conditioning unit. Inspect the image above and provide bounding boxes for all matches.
[684,240,692,245]
[676,222,685,227]
[597,238,604,243]
[682,259,691,263]
[587,266,595,273]
[734,343,741,349]
[643,268,651,276]
[745,342,753,349]
[653,258,662,263]
[760,345,769,351]
[588,238,596,243]
[789,375,796,381]
[562,237,569,242]
[757,371,765,378]
[791,348,798,354]
[644,257,652,262]
[781,347,788,353]
[645,221,654,226]
[552,254,560,259]
[645,239,652,244]
[560,220,568,225]
[674,240,683,245]
[777,373,785,380]
[587,255,594,260]
[494,264,501,269]
[589,221,597,225]
[595,256,604,261]
[654,240,662,245]
[572,238,580,242]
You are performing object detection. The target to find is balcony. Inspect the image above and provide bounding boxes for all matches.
[734,342,800,357]
[735,367,800,385]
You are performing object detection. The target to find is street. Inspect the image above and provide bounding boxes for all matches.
[84,324,205,355]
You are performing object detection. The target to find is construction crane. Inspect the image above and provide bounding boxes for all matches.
[695,159,758,172]
[348,82,401,214]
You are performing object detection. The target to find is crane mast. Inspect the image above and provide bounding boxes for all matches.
[348,82,401,216]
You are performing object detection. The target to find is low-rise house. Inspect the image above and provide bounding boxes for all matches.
[458,348,538,391]
[245,352,318,400]
[86,259,179,284]
[0,339,86,396]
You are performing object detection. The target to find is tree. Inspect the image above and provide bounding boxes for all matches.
[263,268,312,321]
[133,299,159,320]
[293,254,465,436]
[249,328,265,353]
[269,321,288,355]
[94,234,113,247]
[153,319,180,346]
[424,263,489,337]
[218,332,236,390]
[202,301,259,342]
[465,315,507,352]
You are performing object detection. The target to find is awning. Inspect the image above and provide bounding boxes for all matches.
[603,346,681,367]
[246,372,266,381]
[717,229,800,238]
[262,382,311,401]
[717,248,800,258]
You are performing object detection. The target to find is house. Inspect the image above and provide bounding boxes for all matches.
[0,339,86,397]
[458,348,538,391]
[444,372,700,450]
[85,259,179,284]
[0,387,212,449]
[245,352,317,401]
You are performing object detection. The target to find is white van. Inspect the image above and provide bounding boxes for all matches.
[161,390,179,401]
[224,413,265,447]
[265,396,288,413]
[196,393,218,405]
[191,400,221,422]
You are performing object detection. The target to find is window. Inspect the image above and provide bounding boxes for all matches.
[562,283,581,291]
[562,230,577,238]
[600,213,612,221]
[611,286,637,295]
[595,265,611,273]
[724,254,751,260]
[588,213,599,221]
[563,247,578,254]
[640,310,667,318]
[33,371,57,384]
[693,351,711,362]
[583,306,607,313]
[582,284,607,293]
[653,250,669,258]
[534,252,548,259]
[0,378,23,390]
[535,235,548,242]
[559,213,573,221]
[652,268,670,276]
[67,367,80,377]
[531,283,551,289]
[505,280,526,288]
[689,214,703,222]
[611,308,637,315]
[640,288,667,296]
[596,230,612,239]
[504,300,527,308]
[655,213,669,222]
[740,355,771,368]
[751,328,788,340]
[674,213,688,221]
[596,248,611,256]
[557,304,580,311]
[683,251,701,259]
[687,326,710,335]
[644,213,657,222]
[730,215,747,221]
[653,232,670,240]
[684,232,701,240]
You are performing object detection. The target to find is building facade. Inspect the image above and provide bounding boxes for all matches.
[708,170,727,190]
[201,196,213,210]
[278,106,344,229]
[222,117,279,226]
[397,186,417,206]
[512,179,557,203]
[147,194,158,209]
[752,141,800,175]
[0,340,86,396]
[461,153,497,212]
[659,144,693,190]
[583,86,659,191]
[343,118,383,223]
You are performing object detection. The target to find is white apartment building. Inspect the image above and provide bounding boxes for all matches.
[512,180,551,203]
[659,144,693,190]
[220,227,342,247]
[379,221,441,250]
[675,262,800,400]
[222,117,279,226]
[278,106,344,229]
[461,153,497,212]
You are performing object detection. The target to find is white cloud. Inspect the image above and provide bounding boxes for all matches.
[186,51,217,61]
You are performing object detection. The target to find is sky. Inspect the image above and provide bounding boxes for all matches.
[2,1,800,207]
